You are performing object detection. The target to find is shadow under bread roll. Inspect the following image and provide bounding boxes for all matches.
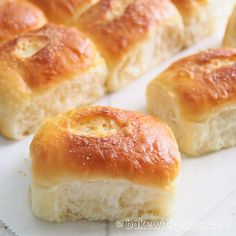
[75,0,184,92]
[0,24,107,140]
[223,6,236,48]
[0,0,47,45]
[171,0,236,47]
[30,106,181,222]
[147,48,236,156]
[28,0,100,25]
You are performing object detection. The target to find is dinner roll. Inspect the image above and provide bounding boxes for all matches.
[147,48,236,156]
[0,24,107,140]
[0,0,47,45]
[76,0,184,92]
[30,106,181,222]
[28,0,100,24]
[171,0,236,47]
[223,6,236,48]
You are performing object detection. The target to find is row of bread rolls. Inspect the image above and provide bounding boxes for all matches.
[29,4,236,223]
[0,0,183,139]
[28,0,236,47]
[0,0,182,223]
[0,0,181,223]
[0,0,235,139]
[0,0,235,223]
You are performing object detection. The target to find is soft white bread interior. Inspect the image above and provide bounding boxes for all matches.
[77,0,184,92]
[171,0,236,47]
[147,48,236,156]
[0,24,107,140]
[223,6,236,48]
[30,106,181,222]
[30,180,176,222]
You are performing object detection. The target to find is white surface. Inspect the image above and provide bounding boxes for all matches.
[0,220,16,236]
[0,32,236,236]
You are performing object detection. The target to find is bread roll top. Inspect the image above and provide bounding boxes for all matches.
[0,23,101,93]
[149,48,236,121]
[78,0,182,65]
[0,0,47,45]
[30,106,180,189]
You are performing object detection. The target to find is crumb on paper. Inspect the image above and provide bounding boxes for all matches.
[19,170,27,177]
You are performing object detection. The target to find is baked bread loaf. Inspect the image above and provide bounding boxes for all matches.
[147,48,236,156]
[0,0,47,45]
[30,106,181,222]
[171,0,236,47]
[28,0,100,24]
[0,24,107,140]
[223,6,236,48]
[77,0,184,92]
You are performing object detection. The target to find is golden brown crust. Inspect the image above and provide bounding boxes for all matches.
[0,24,97,92]
[29,0,99,24]
[154,48,236,121]
[78,0,179,65]
[0,0,47,45]
[30,106,181,188]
